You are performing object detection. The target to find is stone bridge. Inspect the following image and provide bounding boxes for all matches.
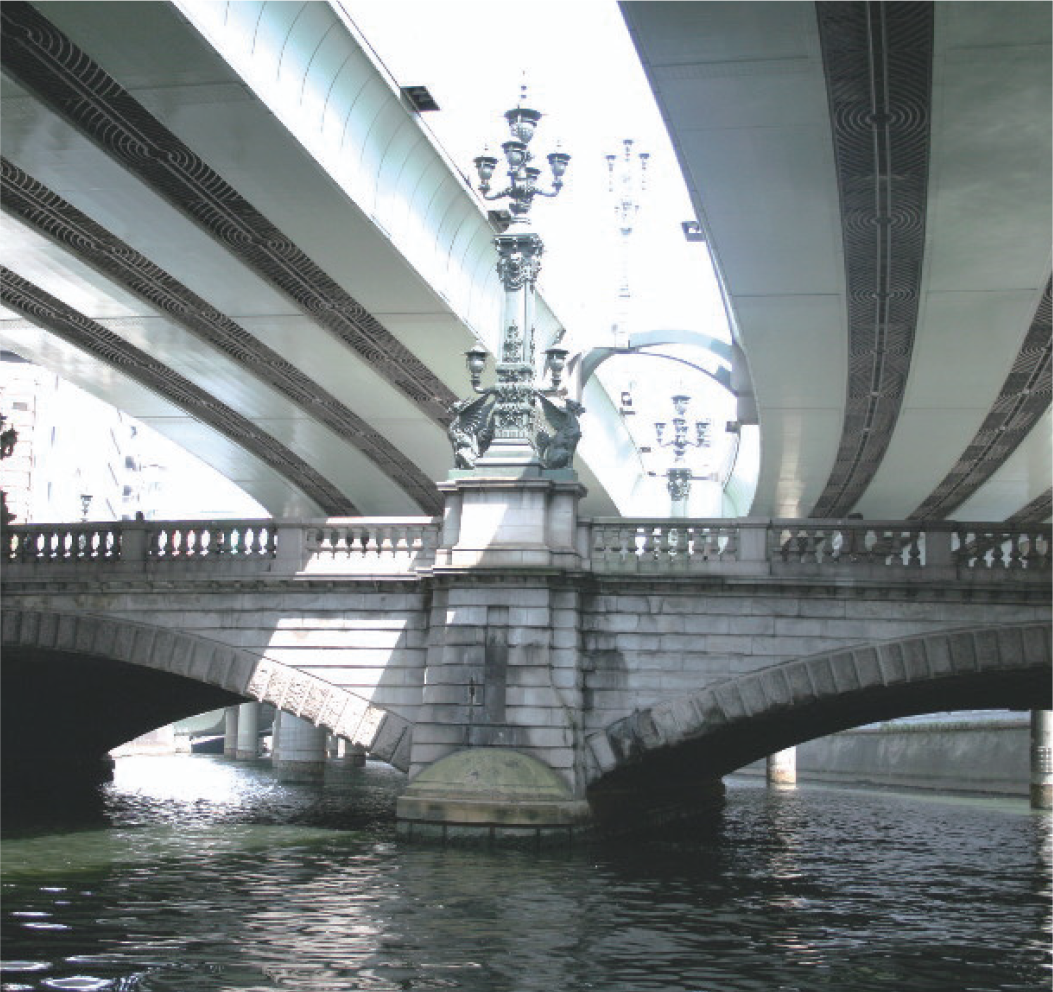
[3,513,1049,839]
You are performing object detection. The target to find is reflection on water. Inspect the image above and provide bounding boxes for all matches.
[2,755,1049,992]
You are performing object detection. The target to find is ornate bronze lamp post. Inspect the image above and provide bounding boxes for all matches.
[655,393,711,506]
[447,90,582,473]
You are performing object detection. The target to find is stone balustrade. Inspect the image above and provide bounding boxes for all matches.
[586,518,1050,578]
[3,517,1048,582]
[2,517,441,577]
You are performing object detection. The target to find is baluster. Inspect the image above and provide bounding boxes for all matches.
[861,529,876,564]
[680,526,694,560]
[720,527,736,561]
[1035,531,1051,570]
[907,530,922,567]
[1007,532,1023,570]
[313,527,329,558]
[698,527,714,561]
[797,529,812,563]
[379,526,395,558]
[662,527,675,562]
[592,524,607,565]
[638,526,654,560]
[630,527,645,559]
[338,526,353,558]
[989,532,1006,570]
[348,526,361,557]
[329,526,342,558]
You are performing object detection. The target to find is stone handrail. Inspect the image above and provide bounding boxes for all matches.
[2,518,441,577]
[3,516,1049,582]
[586,518,1051,576]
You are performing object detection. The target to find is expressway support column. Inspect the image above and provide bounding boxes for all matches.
[274,714,327,783]
[223,706,239,758]
[1030,710,1052,810]
[235,701,260,760]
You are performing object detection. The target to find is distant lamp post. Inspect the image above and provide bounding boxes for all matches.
[448,88,584,473]
[79,493,93,522]
[605,138,649,343]
[654,394,711,509]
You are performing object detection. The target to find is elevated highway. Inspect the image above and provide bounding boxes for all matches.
[0,0,638,518]
[622,1,1051,523]
[1,2,1047,525]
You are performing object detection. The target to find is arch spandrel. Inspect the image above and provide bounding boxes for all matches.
[1,609,410,769]
[588,623,1051,786]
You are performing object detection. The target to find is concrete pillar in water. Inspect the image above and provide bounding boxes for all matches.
[1030,710,1052,810]
[235,701,260,760]
[339,739,367,767]
[767,747,797,787]
[270,709,282,760]
[223,706,239,758]
[274,714,327,783]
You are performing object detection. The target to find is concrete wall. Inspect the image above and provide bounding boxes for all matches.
[737,716,1031,796]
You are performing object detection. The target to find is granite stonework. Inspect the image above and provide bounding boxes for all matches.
[3,501,1051,834]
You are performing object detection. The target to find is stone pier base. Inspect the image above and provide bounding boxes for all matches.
[396,747,729,845]
[396,749,591,846]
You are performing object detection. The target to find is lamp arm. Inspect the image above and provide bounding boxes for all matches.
[480,187,513,202]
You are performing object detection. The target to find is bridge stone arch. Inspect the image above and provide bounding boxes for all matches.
[1,609,411,769]
[588,623,1051,789]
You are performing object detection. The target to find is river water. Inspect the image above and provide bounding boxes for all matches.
[2,755,1049,992]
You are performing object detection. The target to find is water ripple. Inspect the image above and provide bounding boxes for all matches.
[0,758,1047,992]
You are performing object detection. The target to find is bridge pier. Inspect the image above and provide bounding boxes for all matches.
[222,706,239,758]
[236,701,260,760]
[274,713,327,783]
[397,471,599,841]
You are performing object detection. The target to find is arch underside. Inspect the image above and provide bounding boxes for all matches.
[1,610,412,778]
[591,624,1051,791]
